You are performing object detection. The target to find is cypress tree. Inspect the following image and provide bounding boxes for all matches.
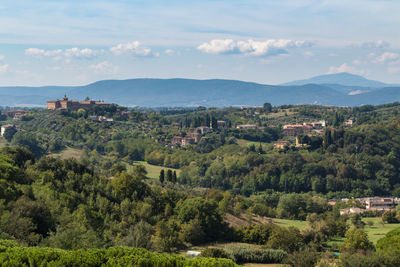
[159,169,165,184]
[172,171,177,183]
[167,169,173,182]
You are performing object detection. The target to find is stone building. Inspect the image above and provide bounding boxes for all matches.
[47,95,114,111]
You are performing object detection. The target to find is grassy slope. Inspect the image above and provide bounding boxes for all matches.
[49,147,84,160]
[129,161,181,179]
[363,217,400,244]
[272,218,307,230]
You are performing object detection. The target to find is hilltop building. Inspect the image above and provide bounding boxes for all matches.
[47,95,114,111]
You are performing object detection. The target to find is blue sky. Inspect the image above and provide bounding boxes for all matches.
[0,0,399,86]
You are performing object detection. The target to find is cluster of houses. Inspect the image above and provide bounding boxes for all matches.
[170,126,212,147]
[4,110,28,119]
[335,197,400,215]
[273,121,326,150]
[283,121,326,137]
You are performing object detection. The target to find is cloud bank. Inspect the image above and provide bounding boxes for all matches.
[197,39,312,56]
[110,41,156,57]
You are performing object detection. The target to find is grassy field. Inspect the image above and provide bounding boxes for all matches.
[129,161,181,179]
[272,218,307,230]
[363,217,400,244]
[49,147,84,160]
[236,139,274,151]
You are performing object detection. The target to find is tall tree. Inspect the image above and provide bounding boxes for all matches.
[166,169,173,182]
[159,169,165,184]
[172,171,177,183]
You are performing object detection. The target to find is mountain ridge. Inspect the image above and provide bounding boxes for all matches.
[0,74,399,107]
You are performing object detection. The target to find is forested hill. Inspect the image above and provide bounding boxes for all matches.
[0,73,400,107]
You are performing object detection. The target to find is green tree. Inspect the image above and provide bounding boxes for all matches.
[175,197,227,242]
[340,228,374,253]
[159,169,165,184]
[382,210,398,224]
[267,226,304,252]
[172,171,177,183]
[166,169,173,182]
[3,126,17,142]
[153,219,183,252]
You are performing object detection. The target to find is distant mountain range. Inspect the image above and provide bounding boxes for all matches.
[0,72,399,107]
[282,72,389,87]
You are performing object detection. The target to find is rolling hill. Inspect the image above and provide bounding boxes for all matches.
[0,73,399,107]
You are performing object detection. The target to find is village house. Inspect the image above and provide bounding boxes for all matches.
[364,197,397,210]
[340,207,365,215]
[344,118,356,127]
[274,141,291,150]
[47,95,114,111]
[5,110,28,119]
[216,120,227,129]
[236,124,257,130]
[188,132,201,143]
[283,124,312,137]
[182,136,195,146]
[196,126,211,134]
[98,116,114,122]
[171,136,183,146]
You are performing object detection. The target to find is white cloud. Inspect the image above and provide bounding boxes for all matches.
[25,48,63,57]
[165,49,176,56]
[110,41,155,57]
[197,39,237,54]
[25,47,103,60]
[0,55,4,61]
[360,40,390,49]
[0,64,9,73]
[65,48,104,59]
[197,39,311,57]
[327,63,365,75]
[89,61,119,74]
[374,52,400,64]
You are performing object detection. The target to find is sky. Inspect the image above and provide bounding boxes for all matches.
[0,0,399,86]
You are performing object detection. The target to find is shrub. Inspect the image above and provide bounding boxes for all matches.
[200,248,232,259]
[284,247,320,267]
[0,245,238,267]
[224,245,287,264]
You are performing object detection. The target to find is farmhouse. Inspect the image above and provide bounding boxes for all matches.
[274,141,291,150]
[5,110,28,119]
[47,95,114,111]
[283,124,312,137]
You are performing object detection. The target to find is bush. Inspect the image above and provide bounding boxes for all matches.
[284,247,320,267]
[0,245,238,267]
[224,246,287,264]
[200,248,232,259]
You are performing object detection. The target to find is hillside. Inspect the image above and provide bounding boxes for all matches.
[0,74,399,107]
